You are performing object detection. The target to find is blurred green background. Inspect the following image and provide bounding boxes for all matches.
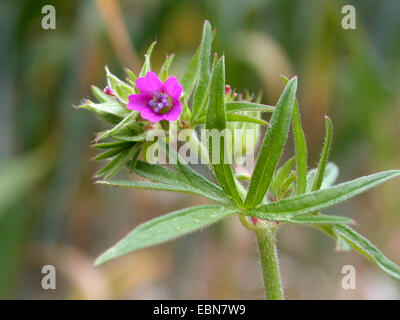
[1,0,399,299]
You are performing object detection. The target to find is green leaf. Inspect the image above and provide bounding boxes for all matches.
[94,145,131,160]
[125,67,137,83]
[139,41,157,77]
[159,54,175,82]
[197,113,270,127]
[314,223,351,251]
[96,179,220,201]
[96,111,138,141]
[226,102,275,113]
[270,157,296,195]
[112,131,147,142]
[105,66,135,101]
[133,160,230,204]
[92,141,131,150]
[311,116,333,191]
[181,48,200,100]
[91,85,114,103]
[78,101,130,124]
[191,21,213,121]
[126,147,141,171]
[244,77,298,208]
[226,113,270,127]
[135,161,188,185]
[250,170,400,218]
[95,205,237,266]
[277,214,353,225]
[96,144,139,179]
[205,57,242,206]
[292,100,308,195]
[306,162,339,192]
[158,139,233,205]
[335,225,400,280]
[279,172,297,196]
[282,75,308,195]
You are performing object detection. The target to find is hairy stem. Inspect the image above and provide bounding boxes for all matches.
[186,134,284,299]
[254,225,284,300]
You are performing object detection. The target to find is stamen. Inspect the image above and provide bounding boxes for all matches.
[148,92,172,114]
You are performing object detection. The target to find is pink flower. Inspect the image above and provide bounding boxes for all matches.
[127,71,182,122]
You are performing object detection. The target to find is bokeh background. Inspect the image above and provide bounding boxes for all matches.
[1,0,400,299]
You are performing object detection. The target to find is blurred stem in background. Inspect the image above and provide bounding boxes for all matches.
[39,0,97,240]
[0,142,56,297]
[94,0,141,73]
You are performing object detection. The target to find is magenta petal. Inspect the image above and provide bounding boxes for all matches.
[163,76,183,101]
[136,71,163,95]
[140,107,165,122]
[163,101,182,121]
[127,94,152,111]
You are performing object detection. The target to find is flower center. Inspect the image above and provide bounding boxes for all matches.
[148,91,171,114]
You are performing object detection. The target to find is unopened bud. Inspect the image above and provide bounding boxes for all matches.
[103,86,115,96]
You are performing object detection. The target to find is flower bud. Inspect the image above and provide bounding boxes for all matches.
[103,86,115,96]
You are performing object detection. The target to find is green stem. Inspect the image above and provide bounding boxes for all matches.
[254,225,284,300]
[185,134,283,299]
